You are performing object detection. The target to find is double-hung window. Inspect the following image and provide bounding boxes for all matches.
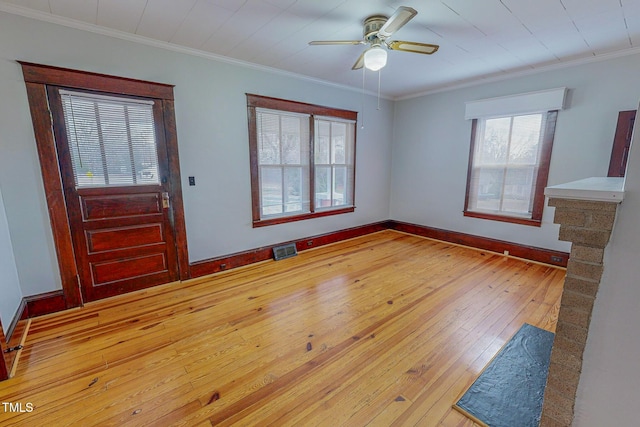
[463,88,566,226]
[247,94,357,227]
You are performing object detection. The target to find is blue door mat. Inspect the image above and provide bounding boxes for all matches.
[453,323,555,427]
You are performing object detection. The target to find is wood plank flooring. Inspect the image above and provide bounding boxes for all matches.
[0,230,565,426]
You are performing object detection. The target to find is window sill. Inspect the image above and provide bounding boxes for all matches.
[463,210,542,227]
[253,206,355,228]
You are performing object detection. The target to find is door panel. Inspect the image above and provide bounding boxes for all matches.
[86,224,164,253]
[81,193,163,220]
[91,253,168,285]
[75,188,178,300]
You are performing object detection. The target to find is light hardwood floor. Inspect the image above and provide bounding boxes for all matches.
[0,230,565,426]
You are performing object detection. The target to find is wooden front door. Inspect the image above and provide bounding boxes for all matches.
[46,87,180,302]
[22,62,189,308]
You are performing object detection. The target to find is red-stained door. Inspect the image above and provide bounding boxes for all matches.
[48,87,180,302]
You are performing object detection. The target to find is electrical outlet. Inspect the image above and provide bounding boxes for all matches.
[188,176,196,186]
[551,256,563,263]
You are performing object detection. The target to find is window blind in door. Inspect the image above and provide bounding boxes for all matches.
[59,90,160,187]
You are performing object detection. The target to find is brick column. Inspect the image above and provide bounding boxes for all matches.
[539,198,619,427]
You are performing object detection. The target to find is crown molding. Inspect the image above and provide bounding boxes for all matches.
[3,1,639,103]
[396,46,640,101]
[0,2,390,100]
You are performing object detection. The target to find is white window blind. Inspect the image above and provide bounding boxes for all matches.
[256,108,311,217]
[60,90,160,187]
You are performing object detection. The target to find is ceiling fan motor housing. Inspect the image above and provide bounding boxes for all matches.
[363,15,388,41]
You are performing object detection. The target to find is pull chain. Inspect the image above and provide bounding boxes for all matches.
[377,68,382,110]
[361,65,366,129]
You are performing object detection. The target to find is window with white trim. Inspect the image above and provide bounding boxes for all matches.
[247,94,357,227]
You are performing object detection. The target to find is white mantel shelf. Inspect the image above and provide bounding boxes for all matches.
[545,177,625,203]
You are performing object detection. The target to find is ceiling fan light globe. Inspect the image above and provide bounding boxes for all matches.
[364,46,387,71]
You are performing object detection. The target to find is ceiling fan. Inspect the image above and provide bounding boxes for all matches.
[308,6,439,72]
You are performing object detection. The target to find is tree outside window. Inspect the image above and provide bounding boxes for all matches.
[247,94,357,227]
[464,111,558,226]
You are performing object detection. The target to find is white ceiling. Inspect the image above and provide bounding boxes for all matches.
[2,0,640,99]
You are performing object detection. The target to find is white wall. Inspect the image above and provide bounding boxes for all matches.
[573,104,640,425]
[391,54,640,252]
[0,186,23,329]
[0,11,393,305]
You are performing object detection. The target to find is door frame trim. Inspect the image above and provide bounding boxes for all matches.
[608,109,636,177]
[20,61,190,308]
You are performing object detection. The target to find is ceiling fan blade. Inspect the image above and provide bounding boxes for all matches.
[388,40,439,55]
[352,52,365,70]
[309,40,364,46]
[378,6,417,39]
